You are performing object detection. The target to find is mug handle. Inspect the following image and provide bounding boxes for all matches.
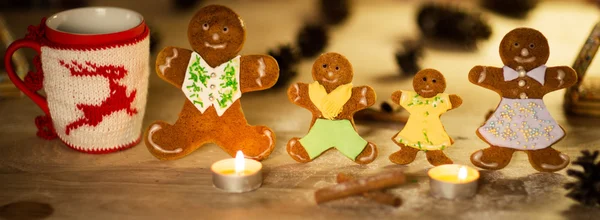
[4,39,49,115]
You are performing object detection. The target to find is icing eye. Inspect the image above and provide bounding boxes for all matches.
[422,77,427,81]
[202,23,209,30]
[432,79,437,83]
[322,64,327,68]
[335,66,339,71]
[529,43,535,48]
[514,42,519,47]
[223,26,228,33]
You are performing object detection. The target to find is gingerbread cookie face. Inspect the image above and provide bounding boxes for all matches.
[312,52,353,92]
[188,5,245,67]
[413,69,446,98]
[499,28,549,71]
[287,52,378,164]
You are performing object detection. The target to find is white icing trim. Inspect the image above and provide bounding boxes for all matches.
[514,56,536,63]
[293,84,301,102]
[204,42,227,49]
[556,70,565,87]
[420,89,433,93]
[287,139,307,161]
[245,129,274,160]
[148,124,183,154]
[256,58,266,87]
[159,48,178,74]
[359,88,368,106]
[472,150,498,168]
[478,67,487,83]
[356,143,376,163]
[540,153,570,170]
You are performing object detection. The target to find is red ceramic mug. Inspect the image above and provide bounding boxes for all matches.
[4,7,150,153]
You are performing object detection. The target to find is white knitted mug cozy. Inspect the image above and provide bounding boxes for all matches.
[4,16,149,153]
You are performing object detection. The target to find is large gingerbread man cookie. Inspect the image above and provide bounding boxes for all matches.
[286,52,378,164]
[145,5,279,160]
[389,69,462,166]
[468,27,577,172]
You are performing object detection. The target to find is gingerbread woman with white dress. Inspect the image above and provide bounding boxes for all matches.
[469,28,577,172]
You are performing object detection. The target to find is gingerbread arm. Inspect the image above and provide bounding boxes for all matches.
[543,66,578,93]
[155,47,193,88]
[240,55,280,93]
[345,86,376,114]
[448,94,463,110]
[468,65,505,94]
[391,90,403,105]
[288,82,314,110]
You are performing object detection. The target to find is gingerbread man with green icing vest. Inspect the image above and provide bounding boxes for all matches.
[287,52,378,164]
[145,5,279,160]
[389,69,463,166]
[469,28,577,172]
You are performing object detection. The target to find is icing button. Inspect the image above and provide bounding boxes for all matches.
[518,69,527,78]
[211,72,217,78]
[210,84,216,89]
[209,96,214,101]
[519,92,528,99]
[518,80,526,87]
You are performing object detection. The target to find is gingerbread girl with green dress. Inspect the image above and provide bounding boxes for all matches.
[389,69,463,166]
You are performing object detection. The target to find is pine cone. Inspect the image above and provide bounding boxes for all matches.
[297,24,329,58]
[268,44,300,89]
[564,150,600,207]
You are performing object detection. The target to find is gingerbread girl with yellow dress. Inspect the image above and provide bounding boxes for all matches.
[389,69,463,166]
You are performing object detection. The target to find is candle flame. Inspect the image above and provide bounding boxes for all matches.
[458,166,468,182]
[235,150,245,175]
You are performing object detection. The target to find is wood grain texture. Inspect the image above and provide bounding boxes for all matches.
[2,0,600,219]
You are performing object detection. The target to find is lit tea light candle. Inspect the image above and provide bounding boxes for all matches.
[211,150,263,193]
[428,164,480,199]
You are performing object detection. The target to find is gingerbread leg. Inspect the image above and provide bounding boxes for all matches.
[145,121,204,160]
[355,142,378,164]
[389,143,420,165]
[425,150,453,166]
[286,137,312,163]
[219,124,275,161]
[470,145,515,170]
[526,147,570,172]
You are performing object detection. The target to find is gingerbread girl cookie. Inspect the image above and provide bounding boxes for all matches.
[145,5,279,160]
[469,27,577,172]
[286,52,377,164]
[389,69,463,166]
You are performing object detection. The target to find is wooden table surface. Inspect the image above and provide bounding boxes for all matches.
[2,0,600,219]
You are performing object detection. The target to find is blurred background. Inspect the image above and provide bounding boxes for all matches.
[2,0,600,101]
[2,0,600,130]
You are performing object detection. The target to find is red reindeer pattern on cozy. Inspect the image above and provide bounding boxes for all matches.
[59,61,138,135]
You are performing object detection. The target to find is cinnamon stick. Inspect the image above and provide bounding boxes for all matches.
[337,173,402,207]
[315,170,406,204]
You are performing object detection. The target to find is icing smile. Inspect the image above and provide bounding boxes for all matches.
[204,42,227,49]
[420,89,434,93]
[514,56,536,63]
[322,77,338,84]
